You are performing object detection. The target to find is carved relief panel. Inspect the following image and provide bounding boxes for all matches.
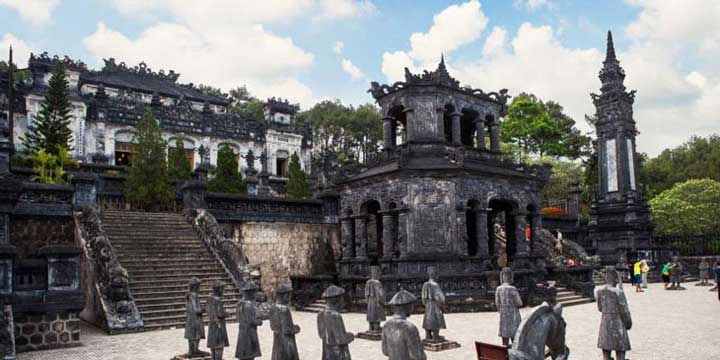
[407,179,456,254]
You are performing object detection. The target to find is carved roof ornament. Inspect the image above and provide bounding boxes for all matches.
[592,31,636,107]
[99,58,181,83]
[28,52,88,72]
[368,55,510,105]
[265,97,300,115]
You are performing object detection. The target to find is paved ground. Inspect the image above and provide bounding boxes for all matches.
[18,282,719,360]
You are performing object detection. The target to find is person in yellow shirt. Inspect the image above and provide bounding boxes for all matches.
[633,260,644,292]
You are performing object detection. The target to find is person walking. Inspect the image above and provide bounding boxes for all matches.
[633,260,643,292]
[661,261,672,289]
[640,260,650,289]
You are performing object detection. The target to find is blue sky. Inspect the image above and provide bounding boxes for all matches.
[1,0,718,156]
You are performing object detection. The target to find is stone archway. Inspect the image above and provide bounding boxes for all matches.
[488,198,519,267]
[360,200,383,264]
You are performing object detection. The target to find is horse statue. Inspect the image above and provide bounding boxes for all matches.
[509,302,569,360]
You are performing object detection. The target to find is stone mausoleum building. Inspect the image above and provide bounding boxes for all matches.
[10,52,313,177]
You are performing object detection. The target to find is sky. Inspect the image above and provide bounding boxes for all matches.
[1,0,718,157]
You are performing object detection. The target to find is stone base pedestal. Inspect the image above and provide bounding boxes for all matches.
[695,282,714,286]
[356,330,382,341]
[666,285,686,291]
[422,338,461,352]
[171,353,211,360]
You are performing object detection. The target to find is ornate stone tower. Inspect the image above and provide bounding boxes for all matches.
[587,31,653,262]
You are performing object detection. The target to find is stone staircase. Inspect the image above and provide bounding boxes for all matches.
[101,210,241,331]
[554,286,594,307]
[298,298,326,313]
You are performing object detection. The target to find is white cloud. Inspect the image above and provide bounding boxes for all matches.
[0,33,34,67]
[333,41,344,54]
[381,0,487,81]
[482,26,507,58]
[0,0,60,26]
[514,0,554,12]
[341,58,363,80]
[313,0,375,21]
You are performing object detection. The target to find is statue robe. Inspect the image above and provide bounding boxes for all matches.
[495,283,522,338]
[670,263,683,283]
[206,294,229,349]
[270,303,299,360]
[421,280,446,331]
[699,260,711,280]
[595,285,632,351]
[381,316,427,360]
[365,279,386,323]
[317,309,353,360]
[184,292,205,341]
[235,299,262,359]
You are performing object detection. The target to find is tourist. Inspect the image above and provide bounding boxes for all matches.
[661,261,672,289]
[640,260,650,289]
[633,260,643,292]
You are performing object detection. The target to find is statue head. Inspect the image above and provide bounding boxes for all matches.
[189,277,201,293]
[212,281,225,297]
[427,266,437,280]
[604,266,619,286]
[241,281,259,300]
[321,284,346,311]
[388,289,416,318]
[370,266,381,280]
[275,284,293,305]
[500,267,514,285]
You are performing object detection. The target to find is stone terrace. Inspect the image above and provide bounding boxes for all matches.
[18,282,719,360]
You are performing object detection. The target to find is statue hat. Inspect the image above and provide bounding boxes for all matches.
[275,284,293,294]
[321,285,346,299]
[241,281,259,291]
[189,277,201,286]
[388,289,416,306]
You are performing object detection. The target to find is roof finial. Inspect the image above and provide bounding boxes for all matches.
[439,53,446,69]
[605,30,617,62]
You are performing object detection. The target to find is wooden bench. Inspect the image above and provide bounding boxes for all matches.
[475,341,509,360]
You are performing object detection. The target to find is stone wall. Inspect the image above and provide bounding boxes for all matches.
[13,311,81,352]
[233,222,338,295]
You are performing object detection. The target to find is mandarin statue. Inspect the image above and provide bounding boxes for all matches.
[421,267,446,342]
[270,284,300,360]
[183,277,209,358]
[668,256,685,290]
[509,302,569,360]
[381,290,427,360]
[317,285,355,360]
[697,257,712,286]
[235,282,262,360]
[365,266,386,333]
[206,281,230,360]
[496,267,523,347]
[595,266,632,360]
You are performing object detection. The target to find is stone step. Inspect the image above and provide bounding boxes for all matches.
[137,298,239,312]
[129,276,230,287]
[130,272,228,281]
[125,265,224,274]
[118,255,216,261]
[556,298,595,307]
[116,250,210,257]
[132,288,241,300]
[114,246,208,253]
[557,293,585,302]
[135,294,240,306]
[104,231,198,237]
[130,279,235,291]
[122,261,221,270]
[142,317,238,331]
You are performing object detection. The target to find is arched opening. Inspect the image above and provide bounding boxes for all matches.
[114,131,135,166]
[488,199,518,267]
[275,150,290,177]
[387,202,398,257]
[466,199,481,256]
[485,114,496,151]
[526,204,537,252]
[388,105,407,146]
[461,109,478,147]
[345,209,355,258]
[443,103,455,143]
[361,200,383,264]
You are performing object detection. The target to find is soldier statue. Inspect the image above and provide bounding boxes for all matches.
[365,266,386,333]
[270,284,300,360]
[184,277,209,358]
[381,289,427,360]
[421,266,446,342]
[206,281,229,360]
[235,282,262,360]
[668,256,685,290]
[595,266,632,360]
[317,285,355,360]
[697,257,712,286]
[495,267,523,347]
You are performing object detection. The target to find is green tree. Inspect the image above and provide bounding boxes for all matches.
[285,152,308,199]
[0,60,32,87]
[30,146,78,184]
[501,94,564,158]
[21,61,73,155]
[167,138,193,180]
[228,86,266,122]
[196,84,227,99]
[544,101,592,159]
[534,158,584,203]
[649,179,720,236]
[125,110,174,211]
[207,145,246,194]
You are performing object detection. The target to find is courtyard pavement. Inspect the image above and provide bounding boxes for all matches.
[18,282,719,360]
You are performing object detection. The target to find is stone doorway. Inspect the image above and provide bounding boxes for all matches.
[488,199,518,268]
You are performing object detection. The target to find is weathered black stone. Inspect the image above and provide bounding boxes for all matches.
[29,334,43,345]
[45,332,57,343]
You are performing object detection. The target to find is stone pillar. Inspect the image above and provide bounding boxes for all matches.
[514,212,530,256]
[530,213,542,255]
[405,108,415,143]
[182,180,207,209]
[340,217,355,259]
[381,212,396,259]
[567,180,583,222]
[475,115,486,150]
[490,123,500,151]
[475,207,490,256]
[451,111,462,146]
[72,172,97,209]
[354,216,368,259]
[397,210,408,258]
[383,116,396,151]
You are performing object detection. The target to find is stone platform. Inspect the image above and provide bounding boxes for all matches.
[356,330,382,341]
[423,338,461,352]
[170,353,211,360]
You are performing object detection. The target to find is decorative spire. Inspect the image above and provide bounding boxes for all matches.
[605,30,617,63]
[439,54,446,71]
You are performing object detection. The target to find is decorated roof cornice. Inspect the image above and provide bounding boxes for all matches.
[265,97,300,114]
[28,52,88,72]
[368,56,510,105]
[98,58,180,83]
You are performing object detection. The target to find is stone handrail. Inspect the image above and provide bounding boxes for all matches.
[74,206,143,333]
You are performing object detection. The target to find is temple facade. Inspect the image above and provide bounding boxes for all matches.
[587,32,653,262]
[8,53,312,177]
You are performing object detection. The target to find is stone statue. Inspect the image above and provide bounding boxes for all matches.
[317,285,354,360]
[595,266,632,360]
[270,284,300,360]
[509,302,569,360]
[697,257,712,286]
[496,267,523,347]
[206,281,229,360]
[184,277,208,358]
[381,289,427,360]
[235,282,262,360]
[365,266,386,333]
[668,256,685,290]
[421,266,446,342]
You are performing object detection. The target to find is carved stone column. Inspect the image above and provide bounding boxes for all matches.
[490,123,500,151]
[530,212,542,255]
[397,210,408,258]
[340,217,355,259]
[354,216,368,259]
[381,211,396,259]
[450,111,462,146]
[383,116,395,151]
[475,115,486,150]
[514,212,530,256]
[475,207,490,257]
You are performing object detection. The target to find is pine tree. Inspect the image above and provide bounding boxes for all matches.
[168,138,193,180]
[125,109,174,210]
[21,61,73,155]
[207,145,246,193]
[285,152,308,199]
